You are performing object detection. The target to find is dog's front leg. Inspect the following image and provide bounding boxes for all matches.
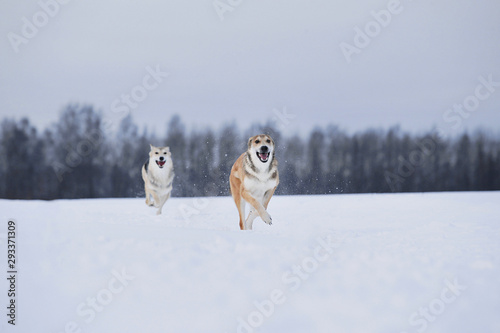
[151,191,161,209]
[245,208,259,230]
[156,195,164,215]
[263,187,277,209]
[156,192,171,215]
[241,190,272,225]
[145,186,154,206]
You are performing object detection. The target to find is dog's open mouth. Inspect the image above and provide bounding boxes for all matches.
[256,152,270,163]
[156,160,166,168]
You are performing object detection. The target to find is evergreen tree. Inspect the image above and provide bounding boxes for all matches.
[165,115,188,197]
[217,124,240,196]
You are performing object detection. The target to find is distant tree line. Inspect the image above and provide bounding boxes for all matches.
[0,104,499,199]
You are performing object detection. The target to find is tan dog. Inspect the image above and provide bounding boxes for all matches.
[141,144,174,215]
[229,134,279,230]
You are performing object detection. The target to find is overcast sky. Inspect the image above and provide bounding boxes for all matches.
[1,0,499,137]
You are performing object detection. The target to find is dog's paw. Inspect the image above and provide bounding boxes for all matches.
[156,210,162,215]
[262,212,272,225]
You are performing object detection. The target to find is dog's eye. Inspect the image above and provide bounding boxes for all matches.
[266,139,271,143]
[255,140,260,144]
[164,152,167,154]
[155,152,159,154]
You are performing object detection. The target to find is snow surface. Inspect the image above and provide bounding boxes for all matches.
[1,192,500,333]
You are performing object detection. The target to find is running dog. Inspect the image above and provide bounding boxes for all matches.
[229,134,279,230]
[142,144,174,215]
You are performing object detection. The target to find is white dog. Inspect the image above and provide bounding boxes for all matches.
[141,144,174,215]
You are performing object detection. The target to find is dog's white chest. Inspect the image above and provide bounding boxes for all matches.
[244,175,277,199]
[147,161,173,190]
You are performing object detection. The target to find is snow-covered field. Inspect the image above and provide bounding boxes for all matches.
[1,191,499,333]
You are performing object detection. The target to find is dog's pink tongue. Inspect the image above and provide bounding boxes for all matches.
[262,153,269,160]
[159,161,165,166]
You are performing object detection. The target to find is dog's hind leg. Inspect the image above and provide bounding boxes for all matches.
[234,194,246,230]
[237,199,247,230]
[230,177,246,230]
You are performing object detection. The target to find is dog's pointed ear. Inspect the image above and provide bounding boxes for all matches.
[149,144,154,151]
[247,137,253,150]
[166,146,170,152]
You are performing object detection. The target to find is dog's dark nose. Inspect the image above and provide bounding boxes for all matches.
[159,156,165,161]
[261,146,269,153]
